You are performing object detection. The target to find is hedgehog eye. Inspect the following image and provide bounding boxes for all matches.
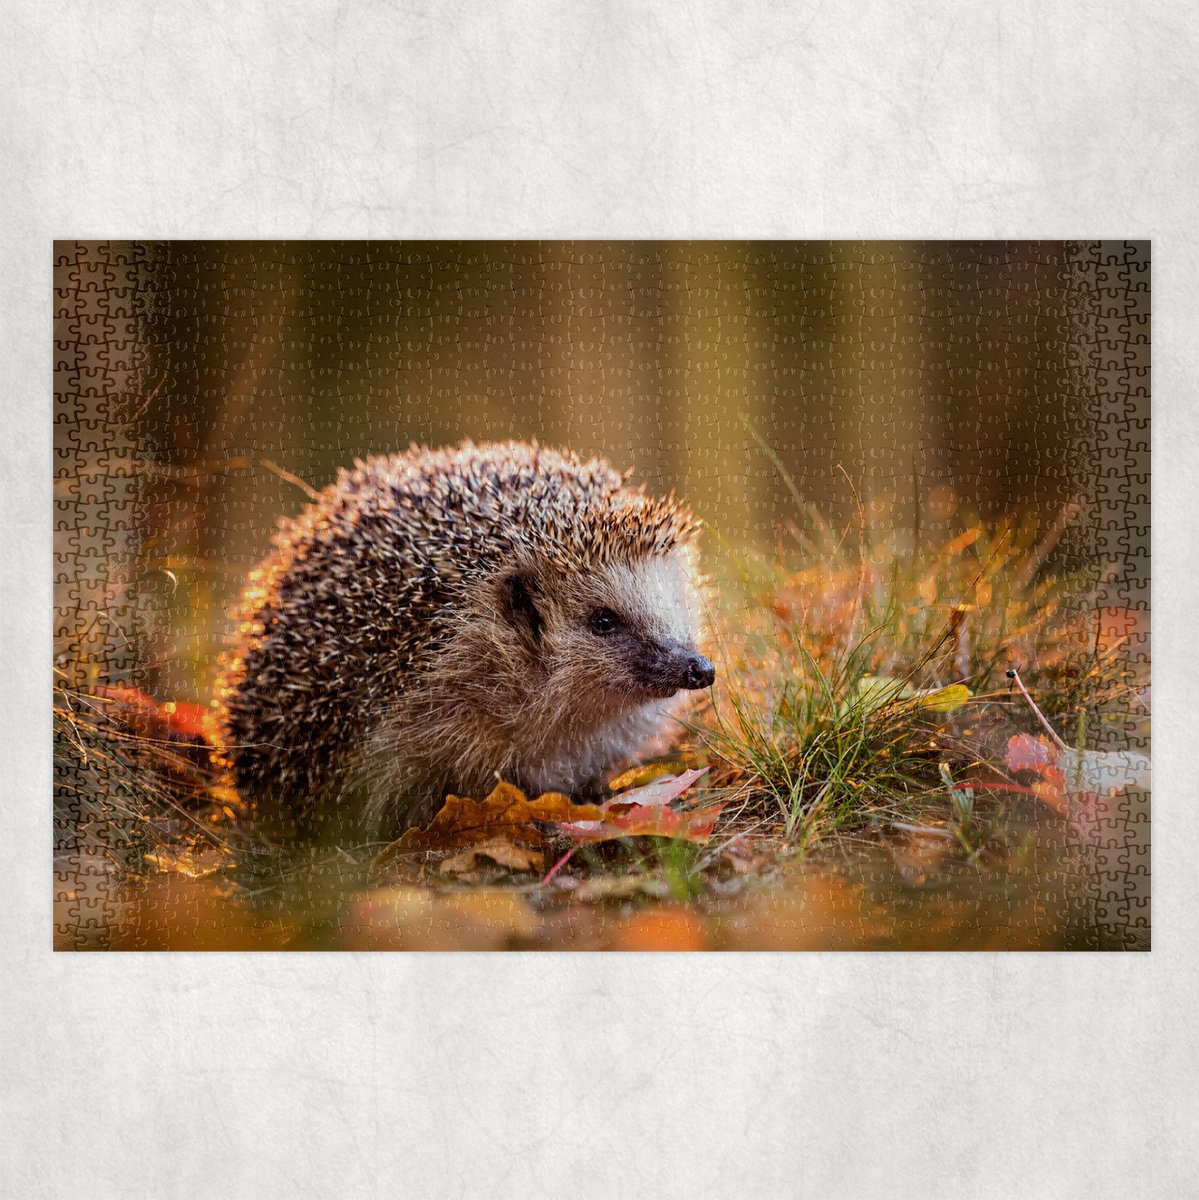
[588,608,622,636]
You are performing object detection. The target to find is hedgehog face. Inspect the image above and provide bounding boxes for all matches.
[500,550,714,711]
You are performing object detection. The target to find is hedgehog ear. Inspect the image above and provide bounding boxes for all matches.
[503,571,544,646]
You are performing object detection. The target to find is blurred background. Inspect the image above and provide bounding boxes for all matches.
[54,240,1149,704]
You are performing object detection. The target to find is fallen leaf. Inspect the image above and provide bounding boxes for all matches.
[1005,731,1057,774]
[377,781,603,862]
[1005,733,1152,837]
[1006,734,1151,798]
[914,683,972,713]
[562,874,672,903]
[606,767,708,809]
[143,846,226,880]
[552,768,720,844]
[857,674,972,713]
[608,762,675,791]
[558,802,725,845]
[95,685,213,743]
[439,838,544,875]
[554,768,721,846]
[1004,734,1073,815]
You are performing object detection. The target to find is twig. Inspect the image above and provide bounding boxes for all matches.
[743,418,806,515]
[1015,499,1081,590]
[1006,668,1069,752]
[949,605,971,680]
[541,846,576,885]
[260,458,321,501]
[129,371,169,422]
[835,463,867,659]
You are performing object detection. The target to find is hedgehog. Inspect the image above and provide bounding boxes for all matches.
[212,441,714,838]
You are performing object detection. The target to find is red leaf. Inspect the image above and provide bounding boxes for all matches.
[1005,732,1056,774]
[606,767,708,810]
[557,804,725,844]
[95,686,212,744]
[1005,733,1068,815]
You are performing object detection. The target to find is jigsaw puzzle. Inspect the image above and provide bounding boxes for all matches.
[52,241,1150,950]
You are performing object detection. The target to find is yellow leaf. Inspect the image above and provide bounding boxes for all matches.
[856,675,972,713]
[609,762,674,791]
[917,684,972,712]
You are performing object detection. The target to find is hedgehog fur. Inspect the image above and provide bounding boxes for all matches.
[212,441,713,837]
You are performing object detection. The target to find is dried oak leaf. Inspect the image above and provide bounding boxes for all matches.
[559,873,672,903]
[719,842,774,875]
[378,781,603,862]
[439,838,544,875]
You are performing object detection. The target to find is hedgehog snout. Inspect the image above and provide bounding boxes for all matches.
[683,654,716,690]
[631,639,715,694]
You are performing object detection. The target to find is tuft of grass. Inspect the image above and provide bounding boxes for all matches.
[697,629,969,844]
[54,649,233,873]
[695,496,1144,849]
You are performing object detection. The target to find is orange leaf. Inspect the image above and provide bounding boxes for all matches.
[379,781,603,859]
[559,802,725,845]
[94,685,212,744]
[555,768,721,845]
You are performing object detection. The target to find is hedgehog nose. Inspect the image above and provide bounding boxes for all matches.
[683,654,716,690]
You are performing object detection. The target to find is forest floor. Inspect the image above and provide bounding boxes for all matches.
[53,501,1150,950]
